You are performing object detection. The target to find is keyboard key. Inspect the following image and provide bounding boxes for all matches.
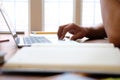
[23,36,51,44]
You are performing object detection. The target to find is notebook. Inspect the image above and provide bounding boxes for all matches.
[2,44,120,75]
[0,4,78,47]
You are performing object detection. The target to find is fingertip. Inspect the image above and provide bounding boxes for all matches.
[60,36,64,40]
[71,36,77,40]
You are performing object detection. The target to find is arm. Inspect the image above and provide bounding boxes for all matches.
[100,0,120,47]
[86,24,107,39]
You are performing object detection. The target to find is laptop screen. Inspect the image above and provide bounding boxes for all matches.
[0,6,17,37]
[0,6,20,46]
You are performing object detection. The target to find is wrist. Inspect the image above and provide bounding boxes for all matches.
[85,26,107,39]
[85,27,95,39]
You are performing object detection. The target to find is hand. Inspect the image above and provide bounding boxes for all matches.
[57,23,88,40]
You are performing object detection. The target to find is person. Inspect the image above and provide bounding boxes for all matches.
[57,0,120,48]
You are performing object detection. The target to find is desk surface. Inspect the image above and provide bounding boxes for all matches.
[0,34,119,80]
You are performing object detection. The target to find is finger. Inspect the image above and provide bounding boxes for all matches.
[69,29,76,34]
[57,24,69,39]
[60,24,73,40]
[57,26,64,39]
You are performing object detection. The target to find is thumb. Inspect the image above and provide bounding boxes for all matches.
[71,33,85,40]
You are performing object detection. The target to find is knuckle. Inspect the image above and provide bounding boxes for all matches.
[59,25,64,29]
[64,27,69,32]
[70,23,75,26]
[59,26,62,28]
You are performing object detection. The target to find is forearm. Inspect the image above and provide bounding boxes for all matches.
[100,0,120,47]
[85,24,107,39]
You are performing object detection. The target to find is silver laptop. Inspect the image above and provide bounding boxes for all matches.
[0,6,54,47]
[0,6,78,47]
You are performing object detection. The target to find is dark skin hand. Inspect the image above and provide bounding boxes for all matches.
[57,23,107,40]
[57,23,88,40]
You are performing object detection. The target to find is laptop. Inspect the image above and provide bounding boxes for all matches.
[0,5,78,47]
[2,45,120,75]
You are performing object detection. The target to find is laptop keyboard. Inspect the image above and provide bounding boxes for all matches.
[23,36,51,44]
